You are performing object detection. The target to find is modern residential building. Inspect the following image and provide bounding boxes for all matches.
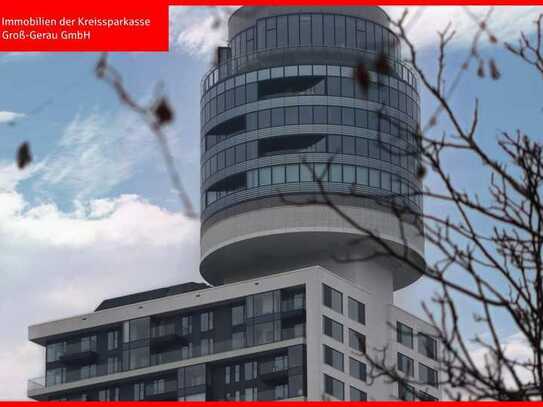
[28,6,440,401]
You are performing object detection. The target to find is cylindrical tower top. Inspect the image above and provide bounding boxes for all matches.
[199,6,424,289]
[228,7,390,39]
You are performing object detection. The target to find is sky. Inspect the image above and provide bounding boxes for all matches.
[0,6,542,400]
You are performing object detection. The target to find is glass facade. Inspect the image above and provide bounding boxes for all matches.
[41,286,306,395]
[200,11,421,221]
[202,64,419,129]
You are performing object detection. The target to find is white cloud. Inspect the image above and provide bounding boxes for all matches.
[384,6,543,51]
[0,52,43,64]
[37,110,155,200]
[469,331,533,389]
[168,6,543,59]
[0,166,201,399]
[169,7,236,57]
[0,111,25,124]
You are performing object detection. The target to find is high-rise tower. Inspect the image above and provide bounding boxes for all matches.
[28,7,439,402]
[200,7,423,297]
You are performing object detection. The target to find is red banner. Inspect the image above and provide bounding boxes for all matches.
[0,0,168,51]
[1,0,543,52]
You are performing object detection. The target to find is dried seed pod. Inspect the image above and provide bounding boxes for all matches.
[16,142,32,169]
[153,97,174,126]
[354,63,370,93]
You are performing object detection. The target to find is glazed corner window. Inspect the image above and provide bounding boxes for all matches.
[201,311,214,332]
[81,335,97,352]
[398,381,415,401]
[123,317,150,343]
[349,357,367,382]
[107,331,119,350]
[419,391,438,401]
[324,374,345,400]
[350,386,367,401]
[200,338,214,355]
[397,352,414,377]
[418,332,438,360]
[46,342,66,362]
[322,284,343,313]
[323,315,343,343]
[348,329,366,353]
[323,345,344,371]
[180,364,206,388]
[181,315,192,335]
[348,297,366,325]
[232,304,245,326]
[253,291,277,316]
[397,321,414,348]
[419,363,438,387]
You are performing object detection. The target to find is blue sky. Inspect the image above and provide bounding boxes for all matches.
[0,6,541,399]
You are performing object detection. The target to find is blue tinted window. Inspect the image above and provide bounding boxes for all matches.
[246,82,258,103]
[369,168,380,187]
[312,14,323,46]
[335,15,345,47]
[315,163,328,181]
[300,15,311,46]
[341,77,354,97]
[236,144,246,163]
[300,163,313,182]
[247,141,258,160]
[343,165,355,183]
[367,21,375,51]
[328,106,341,125]
[323,15,334,46]
[235,86,245,106]
[342,136,355,154]
[247,169,258,188]
[314,106,327,124]
[330,164,342,182]
[381,171,391,191]
[266,28,276,49]
[259,109,271,128]
[288,15,300,47]
[277,16,288,47]
[257,20,266,50]
[355,109,367,128]
[260,167,271,185]
[286,164,299,183]
[368,111,379,130]
[346,17,356,48]
[247,112,258,131]
[300,106,313,124]
[342,107,354,126]
[327,77,340,96]
[226,147,235,167]
[217,151,225,169]
[329,135,342,153]
[356,138,368,156]
[272,165,285,184]
[369,141,380,159]
[285,106,299,125]
[271,107,284,127]
[357,167,369,185]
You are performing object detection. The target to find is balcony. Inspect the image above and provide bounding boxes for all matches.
[58,349,97,366]
[259,368,289,384]
[144,390,178,401]
[29,329,305,397]
[150,325,190,350]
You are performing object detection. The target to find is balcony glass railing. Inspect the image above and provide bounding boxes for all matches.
[29,326,304,392]
[200,46,418,96]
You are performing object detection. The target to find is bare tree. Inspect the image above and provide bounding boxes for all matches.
[305,10,543,401]
[94,53,196,218]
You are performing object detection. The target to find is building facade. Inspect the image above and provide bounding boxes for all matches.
[28,6,439,402]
